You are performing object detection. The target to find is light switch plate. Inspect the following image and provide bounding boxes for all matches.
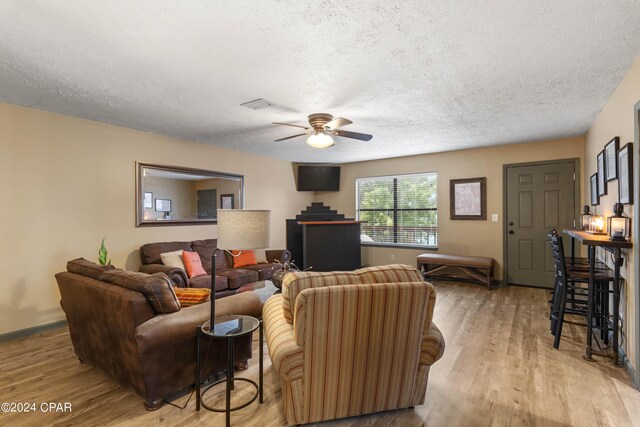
[492,214,499,222]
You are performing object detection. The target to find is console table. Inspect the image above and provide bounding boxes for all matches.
[563,229,632,366]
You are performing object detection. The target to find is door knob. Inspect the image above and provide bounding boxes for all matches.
[508,230,514,234]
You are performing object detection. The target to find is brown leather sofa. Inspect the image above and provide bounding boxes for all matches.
[56,258,263,410]
[139,239,291,298]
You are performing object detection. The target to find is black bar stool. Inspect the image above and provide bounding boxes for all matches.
[548,234,615,350]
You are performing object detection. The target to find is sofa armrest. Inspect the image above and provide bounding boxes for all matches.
[263,295,304,381]
[266,249,291,263]
[140,264,189,287]
[419,323,445,366]
[135,291,262,354]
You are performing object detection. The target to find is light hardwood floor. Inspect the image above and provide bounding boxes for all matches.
[1,282,639,426]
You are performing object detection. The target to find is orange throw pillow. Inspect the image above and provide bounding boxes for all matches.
[173,287,210,307]
[231,250,257,268]
[182,251,207,278]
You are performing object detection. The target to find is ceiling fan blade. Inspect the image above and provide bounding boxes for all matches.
[333,130,373,141]
[324,117,352,130]
[274,133,307,142]
[272,122,310,130]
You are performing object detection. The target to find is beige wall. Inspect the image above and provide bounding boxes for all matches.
[0,103,313,335]
[195,178,242,209]
[315,137,585,279]
[143,177,196,220]
[584,57,640,372]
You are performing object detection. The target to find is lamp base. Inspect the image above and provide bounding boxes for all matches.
[609,236,628,242]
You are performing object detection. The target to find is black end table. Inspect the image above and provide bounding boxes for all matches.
[196,314,263,426]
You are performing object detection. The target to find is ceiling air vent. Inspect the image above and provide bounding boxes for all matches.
[240,98,272,110]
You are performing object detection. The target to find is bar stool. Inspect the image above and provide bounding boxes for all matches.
[549,234,615,349]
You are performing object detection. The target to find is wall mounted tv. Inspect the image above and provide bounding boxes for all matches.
[297,165,341,191]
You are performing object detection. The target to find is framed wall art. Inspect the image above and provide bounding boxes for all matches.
[450,177,486,220]
[618,142,633,204]
[220,194,235,209]
[597,150,607,196]
[144,192,153,209]
[604,137,619,181]
[590,173,599,206]
[155,199,172,212]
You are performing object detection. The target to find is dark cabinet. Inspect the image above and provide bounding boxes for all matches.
[286,203,361,272]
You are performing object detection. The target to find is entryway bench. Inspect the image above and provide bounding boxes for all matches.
[417,253,494,289]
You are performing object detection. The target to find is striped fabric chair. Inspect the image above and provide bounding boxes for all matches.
[263,264,445,425]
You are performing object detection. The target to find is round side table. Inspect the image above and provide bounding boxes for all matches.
[196,314,263,427]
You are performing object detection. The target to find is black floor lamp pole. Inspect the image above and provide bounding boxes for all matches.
[210,249,218,327]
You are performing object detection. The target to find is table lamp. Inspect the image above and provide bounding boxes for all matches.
[209,209,270,327]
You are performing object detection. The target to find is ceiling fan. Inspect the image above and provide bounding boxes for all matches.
[272,113,373,149]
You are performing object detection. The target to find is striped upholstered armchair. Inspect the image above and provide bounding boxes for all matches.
[263,264,445,425]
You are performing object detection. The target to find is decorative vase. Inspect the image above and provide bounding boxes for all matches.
[271,261,300,289]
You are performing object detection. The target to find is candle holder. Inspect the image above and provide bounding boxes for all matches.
[587,215,606,235]
[607,203,630,242]
[580,205,593,230]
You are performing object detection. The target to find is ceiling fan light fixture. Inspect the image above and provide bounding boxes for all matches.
[306,132,334,149]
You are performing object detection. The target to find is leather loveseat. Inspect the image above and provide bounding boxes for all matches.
[139,239,291,298]
[56,258,262,410]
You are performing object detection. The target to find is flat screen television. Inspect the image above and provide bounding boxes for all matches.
[297,165,340,191]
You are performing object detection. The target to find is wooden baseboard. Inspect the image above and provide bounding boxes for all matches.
[0,320,67,343]
[618,346,640,389]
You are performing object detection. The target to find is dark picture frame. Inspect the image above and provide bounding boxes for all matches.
[618,142,633,204]
[220,194,234,209]
[590,173,599,206]
[155,199,172,212]
[143,192,153,209]
[604,137,620,181]
[597,150,607,196]
[450,177,486,220]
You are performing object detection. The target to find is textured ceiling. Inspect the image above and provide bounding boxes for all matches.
[1,1,639,164]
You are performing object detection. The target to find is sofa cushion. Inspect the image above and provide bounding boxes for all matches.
[100,270,180,314]
[242,263,280,280]
[254,249,268,263]
[189,274,229,292]
[217,268,259,290]
[231,250,257,268]
[191,239,218,273]
[160,250,186,270]
[281,271,363,324]
[182,251,207,278]
[139,241,193,265]
[173,287,210,307]
[67,257,116,280]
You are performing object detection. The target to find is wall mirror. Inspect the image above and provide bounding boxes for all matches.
[136,162,244,227]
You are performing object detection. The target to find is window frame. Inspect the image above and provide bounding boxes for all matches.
[356,172,438,249]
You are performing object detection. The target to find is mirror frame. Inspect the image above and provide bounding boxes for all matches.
[135,161,244,227]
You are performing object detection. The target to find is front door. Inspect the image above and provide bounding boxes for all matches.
[506,161,577,287]
[197,189,217,219]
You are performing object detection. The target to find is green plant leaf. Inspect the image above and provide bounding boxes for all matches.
[98,237,110,266]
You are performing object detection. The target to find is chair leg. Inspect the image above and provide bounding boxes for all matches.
[553,280,568,349]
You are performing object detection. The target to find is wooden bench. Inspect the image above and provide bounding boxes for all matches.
[417,253,494,289]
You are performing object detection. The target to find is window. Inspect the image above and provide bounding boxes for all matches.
[356,173,437,247]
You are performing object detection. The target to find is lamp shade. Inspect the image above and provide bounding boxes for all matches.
[216,209,270,249]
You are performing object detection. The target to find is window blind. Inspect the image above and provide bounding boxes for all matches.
[356,173,437,246]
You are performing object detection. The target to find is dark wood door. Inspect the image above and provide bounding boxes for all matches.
[197,189,217,219]
[506,162,576,287]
